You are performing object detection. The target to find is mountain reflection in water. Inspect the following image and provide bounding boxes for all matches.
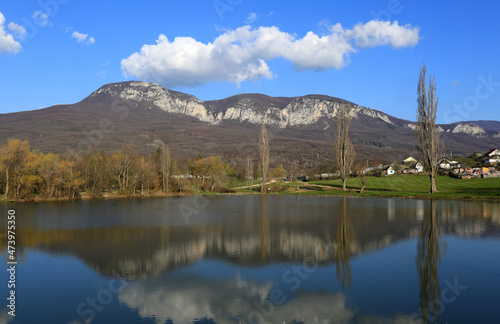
[1,195,499,323]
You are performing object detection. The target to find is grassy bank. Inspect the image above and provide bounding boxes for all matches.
[234,175,500,200]
[305,175,500,200]
[3,174,500,203]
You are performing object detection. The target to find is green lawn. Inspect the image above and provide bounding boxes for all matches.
[301,174,500,200]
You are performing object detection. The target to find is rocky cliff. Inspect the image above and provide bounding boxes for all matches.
[86,81,399,128]
[0,81,499,164]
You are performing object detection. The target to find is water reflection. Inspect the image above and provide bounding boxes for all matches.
[1,196,500,323]
[2,197,499,281]
[416,200,446,323]
[118,274,355,323]
[335,197,355,289]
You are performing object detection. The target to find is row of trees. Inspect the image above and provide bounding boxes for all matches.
[0,139,84,200]
[0,139,241,200]
[0,135,297,201]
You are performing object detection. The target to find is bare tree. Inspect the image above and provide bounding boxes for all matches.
[0,139,31,199]
[84,152,108,198]
[259,124,270,193]
[415,64,442,193]
[246,156,253,190]
[359,160,368,194]
[160,142,171,194]
[334,103,356,191]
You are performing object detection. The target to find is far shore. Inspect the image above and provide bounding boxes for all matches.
[2,175,500,204]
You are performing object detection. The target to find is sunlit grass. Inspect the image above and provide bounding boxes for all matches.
[304,174,500,199]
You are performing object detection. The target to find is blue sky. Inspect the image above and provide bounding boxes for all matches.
[0,0,499,123]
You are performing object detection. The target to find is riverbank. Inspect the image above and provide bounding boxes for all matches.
[2,175,499,203]
[0,190,194,204]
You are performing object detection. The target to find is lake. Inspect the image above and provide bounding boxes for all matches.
[1,195,500,323]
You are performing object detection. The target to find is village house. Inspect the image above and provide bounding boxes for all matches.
[382,165,396,175]
[402,156,417,164]
[415,162,424,173]
[401,157,423,174]
[482,149,500,165]
[449,148,500,178]
[439,157,461,170]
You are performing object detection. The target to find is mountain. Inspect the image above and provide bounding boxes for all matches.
[1,81,499,167]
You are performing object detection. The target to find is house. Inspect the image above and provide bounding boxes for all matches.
[402,156,417,165]
[439,157,461,170]
[401,159,423,174]
[383,165,395,175]
[415,162,424,173]
[482,149,500,165]
[484,149,500,157]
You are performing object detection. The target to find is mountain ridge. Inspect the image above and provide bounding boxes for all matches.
[0,81,499,168]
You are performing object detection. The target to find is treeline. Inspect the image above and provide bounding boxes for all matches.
[0,139,243,201]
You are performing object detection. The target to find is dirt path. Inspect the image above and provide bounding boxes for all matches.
[233,180,339,191]
[233,180,277,189]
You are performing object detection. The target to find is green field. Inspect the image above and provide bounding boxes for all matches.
[234,175,500,200]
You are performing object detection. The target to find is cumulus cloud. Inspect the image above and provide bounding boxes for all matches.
[8,22,26,39]
[121,20,420,88]
[345,20,421,49]
[119,274,355,324]
[71,31,95,45]
[0,12,22,54]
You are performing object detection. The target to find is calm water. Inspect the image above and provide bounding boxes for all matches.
[1,195,500,324]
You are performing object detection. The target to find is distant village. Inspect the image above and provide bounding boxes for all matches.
[314,148,500,180]
[376,148,500,179]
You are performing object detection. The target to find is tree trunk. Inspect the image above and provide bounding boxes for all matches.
[360,181,365,193]
[49,184,55,198]
[5,169,9,199]
[430,175,438,193]
[342,179,347,192]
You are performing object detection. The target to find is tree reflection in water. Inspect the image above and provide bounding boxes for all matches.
[335,197,355,289]
[417,200,446,323]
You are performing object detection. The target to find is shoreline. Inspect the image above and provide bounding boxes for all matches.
[2,188,500,204]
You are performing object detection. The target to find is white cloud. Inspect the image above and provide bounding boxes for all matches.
[119,274,356,324]
[8,22,26,39]
[32,10,50,27]
[346,20,420,48]
[71,31,87,42]
[245,12,258,24]
[121,20,420,88]
[0,12,22,54]
[71,31,95,45]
